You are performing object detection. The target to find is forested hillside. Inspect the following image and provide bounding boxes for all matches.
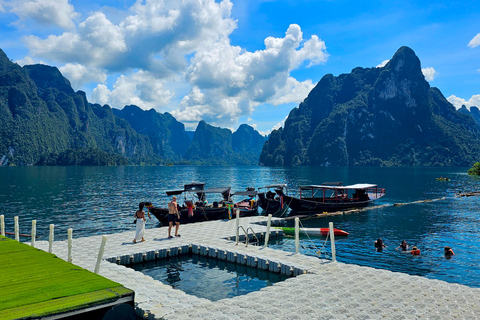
[0,48,266,166]
[260,46,480,167]
[0,49,154,165]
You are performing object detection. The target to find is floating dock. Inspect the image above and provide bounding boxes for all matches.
[0,236,134,320]
[26,216,480,319]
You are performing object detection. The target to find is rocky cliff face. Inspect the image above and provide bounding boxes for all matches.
[113,105,191,160]
[184,120,234,164]
[232,124,267,161]
[0,49,153,165]
[459,105,480,127]
[180,121,266,165]
[259,46,480,167]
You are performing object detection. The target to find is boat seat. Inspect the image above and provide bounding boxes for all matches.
[237,202,249,208]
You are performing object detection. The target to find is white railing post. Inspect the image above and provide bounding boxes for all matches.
[67,228,73,263]
[0,215,4,236]
[264,214,272,248]
[295,217,300,254]
[31,220,36,247]
[48,224,54,253]
[329,222,336,262]
[235,209,240,244]
[94,235,108,274]
[14,216,19,241]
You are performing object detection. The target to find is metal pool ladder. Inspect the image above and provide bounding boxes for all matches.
[236,226,260,247]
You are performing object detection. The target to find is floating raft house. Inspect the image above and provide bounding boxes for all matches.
[0,236,134,320]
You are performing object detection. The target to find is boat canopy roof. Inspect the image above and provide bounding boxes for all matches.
[166,185,231,199]
[165,182,206,196]
[165,190,185,196]
[300,183,378,190]
[165,183,232,200]
[232,190,257,197]
[184,183,205,191]
[197,187,231,194]
[258,184,287,190]
[321,182,343,186]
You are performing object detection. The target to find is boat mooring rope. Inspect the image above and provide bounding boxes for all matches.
[200,206,209,221]
[263,196,293,218]
[287,195,454,221]
[296,219,330,259]
[276,197,294,218]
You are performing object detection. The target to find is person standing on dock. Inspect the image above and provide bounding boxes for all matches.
[134,202,150,243]
[168,196,181,238]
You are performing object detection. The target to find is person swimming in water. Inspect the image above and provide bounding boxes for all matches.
[374,238,386,251]
[444,246,455,258]
[397,240,409,251]
[411,246,420,255]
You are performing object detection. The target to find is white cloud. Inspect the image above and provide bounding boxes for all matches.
[90,84,110,106]
[14,55,35,66]
[9,0,79,29]
[24,0,235,73]
[181,23,327,127]
[172,88,243,128]
[273,117,287,131]
[293,34,328,68]
[170,106,205,127]
[24,12,127,68]
[179,86,205,107]
[20,0,328,128]
[468,33,480,48]
[0,2,5,12]
[90,71,173,109]
[59,63,106,89]
[377,60,389,68]
[258,115,288,136]
[447,94,480,110]
[13,55,49,66]
[269,77,315,106]
[422,67,436,82]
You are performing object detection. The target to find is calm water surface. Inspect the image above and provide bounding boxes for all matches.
[1,166,480,287]
[130,253,288,301]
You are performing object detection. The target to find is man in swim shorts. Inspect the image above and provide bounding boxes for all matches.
[168,196,181,238]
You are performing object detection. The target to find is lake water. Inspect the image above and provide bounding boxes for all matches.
[1,166,479,287]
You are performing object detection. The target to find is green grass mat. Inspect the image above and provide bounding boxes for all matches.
[0,236,133,319]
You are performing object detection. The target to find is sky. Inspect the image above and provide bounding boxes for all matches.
[1,0,480,135]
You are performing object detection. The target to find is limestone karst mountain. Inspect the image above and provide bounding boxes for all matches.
[0,48,266,166]
[259,46,480,167]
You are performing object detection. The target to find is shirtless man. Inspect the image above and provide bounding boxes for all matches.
[168,196,181,238]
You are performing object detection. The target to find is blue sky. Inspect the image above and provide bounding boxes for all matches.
[1,0,480,134]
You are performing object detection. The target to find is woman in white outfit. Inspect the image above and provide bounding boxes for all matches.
[134,202,150,243]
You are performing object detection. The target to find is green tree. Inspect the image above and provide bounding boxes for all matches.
[468,162,480,175]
